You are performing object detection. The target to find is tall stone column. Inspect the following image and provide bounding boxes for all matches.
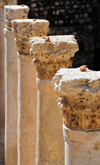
[4,5,29,165]
[0,13,5,152]
[29,36,79,165]
[0,0,17,145]
[0,0,17,163]
[53,67,100,165]
[11,19,49,165]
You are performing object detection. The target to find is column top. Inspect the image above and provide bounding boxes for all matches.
[4,5,29,29]
[53,67,100,130]
[0,0,17,14]
[11,19,49,55]
[30,35,78,63]
[29,35,79,79]
[11,19,49,41]
[53,67,100,95]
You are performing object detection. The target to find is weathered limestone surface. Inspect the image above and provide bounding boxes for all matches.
[53,68,100,165]
[4,28,18,165]
[0,0,17,14]
[36,78,64,165]
[0,1,17,164]
[4,5,29,29]
[0,19,5,144]
[30,35,79,165]
[30,35,79,79]
[4,5,29,165]
[11,19,49,54]
[12,19,49,165]
[53,67,100,130]
[63,125,100,165]
[18,55,37,165]
[12,19,49,41]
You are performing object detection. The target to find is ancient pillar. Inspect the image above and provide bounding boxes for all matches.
[0,0,17,163]
[0,0,17,145]
[11,19,49,165]
[53,67,100,165]
[4,5,29,165]
[29,36,79,165]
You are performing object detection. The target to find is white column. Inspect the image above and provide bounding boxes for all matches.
[11,19,49,165]
[4,5,29,165]
[53,67,100,165]
[30,35,79,165]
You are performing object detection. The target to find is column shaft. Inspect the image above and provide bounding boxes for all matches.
[0,16,5,164]
[30,35,78,165]
[18,55,37,165]
[0,14,5,145]
[63,125,100,165]
[11,18,49,165]
[4,5,29,165]
[5,29,18,165]
[36,78,64,165]
[0,0,17,163]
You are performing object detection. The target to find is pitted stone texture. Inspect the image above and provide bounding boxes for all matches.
[11,19,49,41]
[53,67,100,130]
[30,35,79,79]
[0,0,17,14]
[16,41,30,55]
[11,19,49,54]
[4,5,29,29]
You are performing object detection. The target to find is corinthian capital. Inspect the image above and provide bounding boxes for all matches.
[30,35,79,80]
[53,67,100,130]
[11,19,49,54]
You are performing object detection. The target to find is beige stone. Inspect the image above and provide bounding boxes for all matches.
[11,19,50,41]
[4,5,29,165]
[4,5,29,29]
[53,67,100,165]
[0,19,5,145]
[0,0,17,14]
[11,19,49,54]
[18,54,37,165]
[63,125,100,165]
[30,35,79,79]
[12,19,49,165]
[0,1,16,163]
[0,0,17,162]
[36,78,64,165]
[53,67,100,130]
[4,28,18,165]
[30,35,79,165]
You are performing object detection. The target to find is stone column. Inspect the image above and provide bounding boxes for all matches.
[0,0,17,148]
[29,36,79,165]
[0,1,17,164]
[53,67,100,165]
[11,19,49,165]
[4,5,29,165]
[0,13,5,149]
